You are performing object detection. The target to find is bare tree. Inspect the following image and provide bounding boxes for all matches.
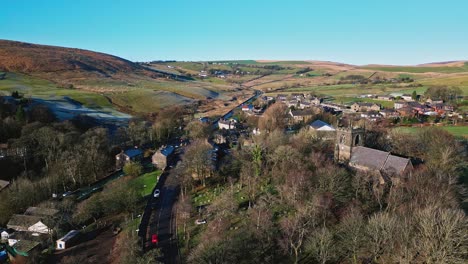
[258,102,288,133]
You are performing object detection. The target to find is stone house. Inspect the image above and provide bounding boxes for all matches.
[351,102,381,112]
[152,145,175,169]
[115,148,143,169]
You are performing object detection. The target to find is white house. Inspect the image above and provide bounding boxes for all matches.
[1,230,9,241]
[28,221,50,234]
[56,230,80,250]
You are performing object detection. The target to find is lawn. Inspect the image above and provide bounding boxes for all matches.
[130,170,161,197]
[0,72,113,109]
[395,126,468,138]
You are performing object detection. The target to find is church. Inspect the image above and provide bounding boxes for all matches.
[334,125,413,183]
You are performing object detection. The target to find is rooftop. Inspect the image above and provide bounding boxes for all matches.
[24,207,59,217]
[310,120,334,130]
[124,148,143,158]
[7,215,43,228]
[159,145,175,157]
[350,146,411,175]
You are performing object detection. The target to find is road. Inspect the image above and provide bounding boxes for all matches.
[139,151,182,263]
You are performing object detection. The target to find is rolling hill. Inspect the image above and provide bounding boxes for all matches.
[0,39,158,80]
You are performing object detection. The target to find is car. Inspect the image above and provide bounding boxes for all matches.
[151,234,159,244]
[195,219,207,225]
[153,189,160,198]
[62,191,73,197]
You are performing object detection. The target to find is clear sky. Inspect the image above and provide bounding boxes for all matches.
[2,0,468,65]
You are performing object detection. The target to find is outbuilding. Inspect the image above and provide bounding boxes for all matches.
[56,230,80,250]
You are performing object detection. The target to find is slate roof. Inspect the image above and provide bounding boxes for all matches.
[160,145,175,157]
[7,215,42,229]
[382,155,411,174]
[310,120,334,130]
[24,207,59,217]
[350,146,411,175]
[0,180,9,191]
[290,110,313,116]
[124,149,143,158]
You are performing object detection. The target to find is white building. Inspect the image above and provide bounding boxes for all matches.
[56,230,80,250]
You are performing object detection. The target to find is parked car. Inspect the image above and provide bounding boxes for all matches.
[153,189,160,198]
[195,219,207,225]
[151,234,159,244]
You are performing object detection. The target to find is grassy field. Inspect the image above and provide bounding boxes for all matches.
[130,170,161,197]
[362,63,468,74]
[0,72,113,108]
[395,126,468,138]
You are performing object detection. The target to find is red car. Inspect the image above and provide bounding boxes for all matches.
[151,234,159,244]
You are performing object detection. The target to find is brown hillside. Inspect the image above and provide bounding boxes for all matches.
[0,39,156,80]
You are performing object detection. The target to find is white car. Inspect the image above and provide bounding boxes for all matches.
[195,219,207,225]
[153,189,160,198]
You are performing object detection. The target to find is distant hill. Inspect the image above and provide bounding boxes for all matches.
[0,39,160,80]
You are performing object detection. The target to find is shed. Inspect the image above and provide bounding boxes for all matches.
[56,230,80,250]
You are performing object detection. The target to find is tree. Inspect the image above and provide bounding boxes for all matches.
[184,120,211,140]
[305,226,336,264]
[415,206,467,263]
[279,203,316,264]
[258,102,288,133]
[15,105,26,122]
[182,140,213,187]
[177,196,193,247]
[364,212,398,261]
[123,162,143,177]
[411,90,417,101]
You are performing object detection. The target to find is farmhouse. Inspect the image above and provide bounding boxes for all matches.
[394,101,407,109]
[377,95,395,101]
[379,109,400,118]
[7,215,52,234]
[289,109,314,122]
[218,119,236,130]
[152,145,175,169]
[401,94,414,101]
[351,102,381,112]
[426,98,444,105]
[115,148,143,169]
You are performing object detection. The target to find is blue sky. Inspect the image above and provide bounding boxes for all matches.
[1,0,468,65]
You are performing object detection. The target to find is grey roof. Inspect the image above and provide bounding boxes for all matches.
[0,180,9,190]
[382,155,411,174]
[124,149,143,158]
[7,215,42,229]
[310,120,332,130]
[160,145,175,157]
[350,146,411,175]
[24,207,59,217]
[58,230,80,242]
[350,147,389,170]
[290,110,313,116]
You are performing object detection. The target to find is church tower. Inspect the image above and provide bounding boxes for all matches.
[334,125,365,162]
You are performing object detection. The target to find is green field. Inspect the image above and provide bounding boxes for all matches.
[363,63,468,74]
[395,126,468,138]
[130,170,161,197]
[0,72,113,108]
